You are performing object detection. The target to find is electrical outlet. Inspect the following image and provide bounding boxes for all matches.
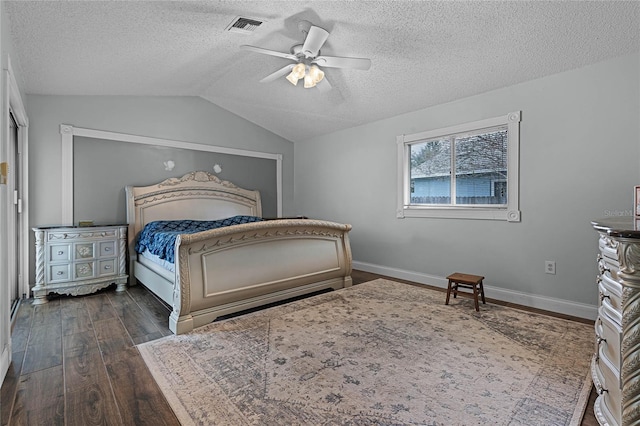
[545,261,556,275]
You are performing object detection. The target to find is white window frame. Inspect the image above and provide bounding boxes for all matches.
[396,111,521,222]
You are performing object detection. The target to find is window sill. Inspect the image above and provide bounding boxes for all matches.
[398,206,521,222]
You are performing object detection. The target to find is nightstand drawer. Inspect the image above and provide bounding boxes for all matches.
[49,244,71,262]
[98,259,116,276]
[48,264,70,282]
[99,241,116,258]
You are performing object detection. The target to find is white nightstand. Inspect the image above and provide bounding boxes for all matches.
[32,224,128,304]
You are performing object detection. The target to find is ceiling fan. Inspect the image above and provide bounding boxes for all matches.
[240,20,372,91]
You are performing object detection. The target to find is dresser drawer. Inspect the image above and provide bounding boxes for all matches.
[98,259,117,276]
[48,244,71,262]
[599,235,619,263]
[48,264,70,282]
[598,253,619,281]
[595,310,621,374]
[599,273,623,323]
[594,352,622,426]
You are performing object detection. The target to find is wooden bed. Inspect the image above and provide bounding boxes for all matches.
[125,171,353,334]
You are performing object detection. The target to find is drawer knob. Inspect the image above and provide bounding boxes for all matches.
[101,232,106,236]
[57,271,64,275]
[104,247,111,252]
[57,250,64,255]
[596,383,608,395]
[104,265,112,270]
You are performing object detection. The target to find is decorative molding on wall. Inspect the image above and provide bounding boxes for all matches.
[353,260,598,320]
[59,124,284,224]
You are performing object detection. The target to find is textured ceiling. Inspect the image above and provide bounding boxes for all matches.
[4,1,639,142]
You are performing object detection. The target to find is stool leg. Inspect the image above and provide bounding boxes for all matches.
[473,284,480,311]
[479,280,486,304]
[445,280,452,305]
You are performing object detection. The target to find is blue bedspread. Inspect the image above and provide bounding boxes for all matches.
[135,216,264,264]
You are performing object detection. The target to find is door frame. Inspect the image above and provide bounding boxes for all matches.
[1,56,28,384]
[5,57,28,303]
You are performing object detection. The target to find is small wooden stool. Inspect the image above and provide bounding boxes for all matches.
[445,272,486,311]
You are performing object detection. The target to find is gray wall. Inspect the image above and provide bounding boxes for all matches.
[74,137,278,223]
[294,52,640,308]
[26,95,294,282]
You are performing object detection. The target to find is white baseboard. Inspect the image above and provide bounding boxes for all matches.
[0,345,10,386]
[352,261,598,321]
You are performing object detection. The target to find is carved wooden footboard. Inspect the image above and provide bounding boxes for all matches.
[170,219,352,333]
[126,171,353,334]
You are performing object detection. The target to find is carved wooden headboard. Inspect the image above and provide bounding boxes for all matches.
[125,171,262,259]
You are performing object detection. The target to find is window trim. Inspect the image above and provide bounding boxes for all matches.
[396,111,521,222]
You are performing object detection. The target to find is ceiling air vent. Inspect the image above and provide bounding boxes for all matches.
[226,16,264,34]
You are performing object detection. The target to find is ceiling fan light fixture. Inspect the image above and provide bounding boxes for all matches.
[308,65,324,84]
[292,63,306,79]
[303,73,316,88]
[286,62,306,86]
[285,72,299,86]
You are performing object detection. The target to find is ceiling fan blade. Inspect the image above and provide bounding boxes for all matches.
[313,56,371,70]
[302,25,329,58]
[240,45,297,61]
[259,64,294,83]
[315,76,332,93]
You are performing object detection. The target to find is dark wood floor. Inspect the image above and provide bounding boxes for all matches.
[1,270,598,425]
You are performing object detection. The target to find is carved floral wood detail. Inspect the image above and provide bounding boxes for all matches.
[136,190,255,208]
[52,278,127,297]
[179,219,351,249]
[48,230,117,240]
[621,286,640,425]
[158,171,238,188]
[33,229,45,286]
[175,236,191,317]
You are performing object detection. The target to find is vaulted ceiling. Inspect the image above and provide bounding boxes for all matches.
[4,1,639,142]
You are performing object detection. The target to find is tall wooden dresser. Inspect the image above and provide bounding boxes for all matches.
[591,218,640,426]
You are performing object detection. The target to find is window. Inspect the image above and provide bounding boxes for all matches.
[397,112,521,221]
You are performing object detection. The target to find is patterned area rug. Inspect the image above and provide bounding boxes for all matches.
[137,279,593,425]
